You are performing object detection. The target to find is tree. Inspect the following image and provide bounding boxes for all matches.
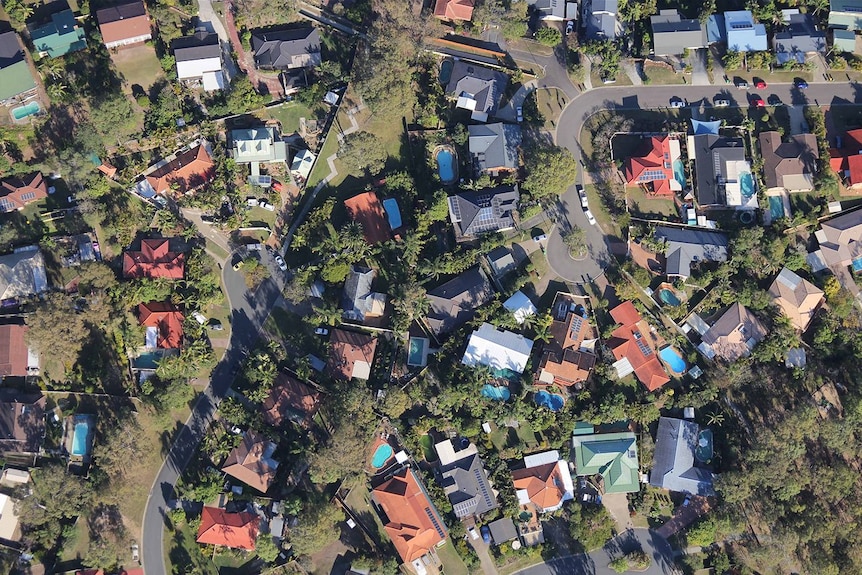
[288,499,345,556]
[338,131,388,176]
[308,420,368,484]
[90,94,136,143]
[392,280,429,331]
[522,143,578,202]
[17,465,93,549]
[723,50,743,70]
[535,27,562,47]
[26,293,88,373]
[563,227,587,257]
[242,257,270,288]
[255,534,280,562]
[313,301,343,326]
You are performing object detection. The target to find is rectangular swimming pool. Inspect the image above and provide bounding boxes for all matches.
[769,195,785,220]
[71,420,91,456]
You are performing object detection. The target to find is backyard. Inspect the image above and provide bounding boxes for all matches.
[111,44,163,94]
[627,185,678,221]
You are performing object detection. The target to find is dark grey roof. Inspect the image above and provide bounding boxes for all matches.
[488,518,518,544]
[650,10,708,54]
[691,134,746,206]
[172,30,221,62]
[251,27,321,69]
[655,226,729,279]
[773,14,825,64]
[650,417,715,496]
[426,267,493,337]
[448,185,519,238]
[468,123,521,172]
[341,265,374,322]
[440,452,498,518]
[96,0,146,25]
[0,31,25,70]
[446,61,508,117]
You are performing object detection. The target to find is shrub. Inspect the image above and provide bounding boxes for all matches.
[536,27,562,47]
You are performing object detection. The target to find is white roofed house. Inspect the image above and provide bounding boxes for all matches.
[462,322,534,374]
[650,417,715,496]
[342,265,387,323]
[172,30,224,91]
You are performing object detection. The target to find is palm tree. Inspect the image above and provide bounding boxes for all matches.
[532,313,554,343]
[705,411,725,427]
[47,82,68,102]
[40,58,63,80]
[313,301,343,326]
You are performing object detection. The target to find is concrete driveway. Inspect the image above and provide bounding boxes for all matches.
[690,49,710,86]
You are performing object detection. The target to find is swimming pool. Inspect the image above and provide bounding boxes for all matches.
[658,288,682,307]
[436,148,457,184]
[672,159,686,187]
[439,60,454,85]
[740,172,755,199]
[481,384,511,401]
[11,101,40,121]
[371,443,393,468]
[659,347,687,375]
[695,429,713,463]
[853,256,862,273]
[534,391,564,411]
[133,351,161,370]
[71,419,91,456]
[407,337,428,367]
[382,198,402,230]
[769,195,785,220]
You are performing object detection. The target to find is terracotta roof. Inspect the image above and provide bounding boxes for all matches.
[768,267,824,332]
[122,238,185,279]
[608,302,670,391]
[344,191,390,244]
[0,172,48,211]
[196,506,259,550]
[433,0,474,21]
[372,466,447,564]
[701,303,767,362]
[221,430,279,493]
[538,348,595,387]
[326,329,377,381]
[146,144,214,195]
[0,322,29,376]
[624,136,676,196]
[512,462,568,512]
[262,372,320,427]
[137,301,184,349]
[830,128,862,185]
[96,1,151,46]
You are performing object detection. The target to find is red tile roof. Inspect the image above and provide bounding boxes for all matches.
[196,506,259,550]
[0,172,48,211]
[830,129,862,185]
[511,461,568,512]
[0,323,29,377]
[344,191,390,244]
[624,136,676,197]
[262,372,321,427]
[123,238,185,279]
[221,430,279,493]
[138,301,184,349]
[146,144,214,195]
[433,0,474,20]
[326,329,377,381]
[372,466,447,564]
[607,302,670,392]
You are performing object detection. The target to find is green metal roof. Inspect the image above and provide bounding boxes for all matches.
[572,431,640,494]
[833,29,858,53]
[0,61,36,101]
[29,10,87,58]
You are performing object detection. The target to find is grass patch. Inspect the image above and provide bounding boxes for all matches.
[535,87,569,131]
[507,38,554,57]
[435,541,470,575]
[58,516,89,562]
[590,68,633,87]
[261,100,317,134]
[585,184,619,236]
[306,130,342,189]
[627,185,678,220]
[111,44,163,93]
[642,64,686,85]
[167,518,219,575]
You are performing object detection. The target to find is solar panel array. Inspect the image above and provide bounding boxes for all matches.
[569,315,584,339]
[475,468,495,509]
[425,507,446,538]
[448,197,462,222]
[638,169,668,181]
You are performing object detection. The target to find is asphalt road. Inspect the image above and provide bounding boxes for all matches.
[141,250,283,575]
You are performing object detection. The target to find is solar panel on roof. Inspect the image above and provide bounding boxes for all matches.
[425,507,446,538]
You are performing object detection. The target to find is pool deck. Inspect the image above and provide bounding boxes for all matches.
[365,423,403,477]
[763,189,791,225]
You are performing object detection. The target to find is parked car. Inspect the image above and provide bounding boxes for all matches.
[794,78,809,89]
[468,527,480,540]
[735,79,749,89]
[532,233,547,242]
[577,185,589,208]
[585,210,597,225]
[314,327,329,336]
[713,98,730,107]
[669,97,685,108]
[246,197,259,207]
[274,254,287,271]
[516,106,523,123]
[208,320,224,331]
[259,201,276,212]
[247,243,263,251]
[768,94,784,106]
[751,96,765,108]
[232,260,244,271]
[754,79,767,89]
[565,20,574,35]
[480,525,492,544]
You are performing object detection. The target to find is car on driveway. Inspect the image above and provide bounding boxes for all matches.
[565,20,574,35]
[232,260,244,271]
[754,79,767,89]
[794,78,809,89]
[274,254,287,271]
[585,210,597,225]
[468,527,479,540]
[314,327,329,336]
[751,96,765,108]
[577,185,588,208]
[670,97,685,108]
[713,97,730,107]
[480,525,492,544]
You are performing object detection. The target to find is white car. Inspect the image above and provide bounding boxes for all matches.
[577,185,588,209]
[274,255,287,271]
[516,106,523,123]
[670,97,685,108]
[714,98,730,107]
[585,210,597,225]
[468,527,480,540]
[565,20,574,35]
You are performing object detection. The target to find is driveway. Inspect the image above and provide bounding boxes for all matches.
[690,49,710,86]
[196,0,239,82]
[514,528,677,575]
[468,537,499,575]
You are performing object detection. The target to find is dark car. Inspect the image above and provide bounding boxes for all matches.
[794,78,809,89]
[480,525,492,544]
[768,94,783,106]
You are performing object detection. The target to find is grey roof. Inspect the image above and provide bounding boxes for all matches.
[172,30,221,62]
[829,0,862,30]
[593,0,617,13]
[773,14,826,64]
[588,12,621,39]
[655,226,728,279]
[486,246,516,277]
[447,185,519,238]
[758,131,818,191]
[341,265,381,322]
[468,123,521,173]
[650,417,715,496]
[439,450,498,518]
[446,61,508,117]
[0,31,25,70]
[488,518,518,544]
[426,267,493,337]
[691,134,746,206]
[251,27,321,69]
[650,10,708,54]
[526,0,566,19]
[96,0,147,24]
[818,209,862,267]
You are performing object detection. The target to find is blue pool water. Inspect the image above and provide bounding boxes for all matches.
[407,337,426,366]
[382,198,402,229]
[439,60,454,85]
[481,384,511,401]
[436,149,456,184]
[769,195,785,219]
[11,102,40,121]
[133,351,161,369]
[659,289,682,307]
[672,159,686,187]
[853,256,862,273]
[659,347,687,375]
[371,444,393,468]
[535,391,564,411]
[740,172,755,199]
[71,420,90,456]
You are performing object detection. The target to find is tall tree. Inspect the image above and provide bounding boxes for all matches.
[338,131,387,176]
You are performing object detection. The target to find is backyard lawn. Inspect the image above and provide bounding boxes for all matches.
[435,540,470,575]
[627,185,678,220]
[642,64,686,85]
[262,100,316,134]
[111,44,163,93]
[166,519,219,575]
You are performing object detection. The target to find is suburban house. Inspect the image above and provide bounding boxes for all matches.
[486,246,516,278]
[0,492,21,541]
[222,430,280,493]
[772,13,826,65]
[230,127,287,165]
[344,191,391,244]
[0,249,48,300]
[435,438,498,519]
[624,135,684,196]
[487,518,518,545]
[326,329,377,381]
[571,428,639,494]
[371,466,448,573]
[829,0,862,31]
[0,32,37,103]
[724,10,767,52]
[833,28,857,53]
[526,0,575,21]
[172,30,224,91]
[654,226,729,280]
[446,61,508,122]
[812,209,862,276]
[699,302,767,361]
[461,322,534,375]
[0,391,46,458]
[503,290,537,325]
[95,0,152,49]
[586,0,622,40]
[196,506,260,550]
[829,128,862,188]
[536,293,597,388]
[768,267,824,332]
[511,450,574,513]
[28,8,87,58]
[138,302,184,349]
[447,186,519,239]
[251,27,321,70]
[606,301,670,391]
[468,123,521,175]
[263,372,321,428]
[650,10,708,55]
[0,173,48,211]
[142,142,215,196]
[290,149,315,183]
[650,417,715,496]
[688,134,754,208]
[433,0,474,21]
[342,265,386,323]
[0,321,38,377]
[122,238,185,279]
[425,267,493,338]
[759,132,819,194]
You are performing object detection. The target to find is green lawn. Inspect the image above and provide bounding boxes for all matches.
[627,185,678,220]
[58,517,90,562]
[591,68,633,88]
[536,87,569,131]
[262,101,317,134]
[436,541,470,575]
[584,184,620,237]
[166,520,219,575]
[642,64,686,85]
[111,43,164,92]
